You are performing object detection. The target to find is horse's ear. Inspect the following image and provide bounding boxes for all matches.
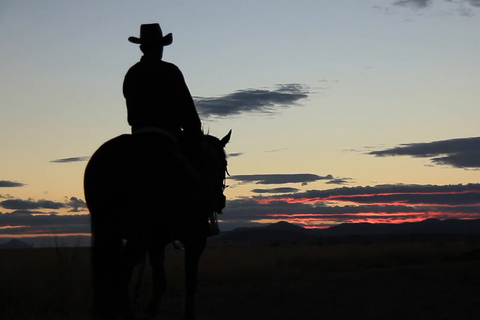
[220,130,232,147]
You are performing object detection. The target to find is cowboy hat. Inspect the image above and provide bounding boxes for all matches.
[128,23,173,46]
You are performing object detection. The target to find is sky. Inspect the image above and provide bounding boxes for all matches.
[1,0,480,239]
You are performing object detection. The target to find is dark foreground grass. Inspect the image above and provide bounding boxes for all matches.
[1,241,480,319]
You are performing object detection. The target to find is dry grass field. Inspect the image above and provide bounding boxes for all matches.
[1,240,480,319]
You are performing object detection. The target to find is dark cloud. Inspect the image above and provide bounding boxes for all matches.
[1,199,66,210]
[0,211,90,235]
[0,180,26,187]
[391,0,480,16]
[332,192,480,206]
[251,187,299,194]
[228,152,244,158]
[50,156,90,163]
[446,0,480,6]
[218,183,480,230]
[9,210,56,215]
[0,225,90,235]
[225,198,417,217]
[369,137,480,169]
[194,84,309,118]
[222,198,480,222]
[326,178,352,185]
[229,173,334,185]
[0,196,87,212]
[263,183,480,203]
[393,0,432,8]
[469,0,480,7]
[66,197,87,212]
[265,148,288,153]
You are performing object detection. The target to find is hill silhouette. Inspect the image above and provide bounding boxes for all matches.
[321,218,480,236]
[218,221,316,243]
[3,219,480,248]
[216,219,480,244]
[0,239,30,249]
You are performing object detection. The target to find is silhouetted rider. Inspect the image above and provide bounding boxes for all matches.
[123,24,221,217]
[123,23,202,145]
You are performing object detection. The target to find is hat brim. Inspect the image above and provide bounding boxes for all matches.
[128,33,173,46]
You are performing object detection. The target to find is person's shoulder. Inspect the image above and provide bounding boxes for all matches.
[160,60,181,71]
[125,61,143,75]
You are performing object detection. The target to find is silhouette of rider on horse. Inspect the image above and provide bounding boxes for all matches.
[123,23,203,161]
[123,23,225,224]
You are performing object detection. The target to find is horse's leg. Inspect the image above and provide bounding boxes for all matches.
[91,217,123,320]
[183,237,207,320]
[121,238,147,319]
[144,241,167,317]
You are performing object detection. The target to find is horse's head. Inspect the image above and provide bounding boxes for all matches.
[203,130,231,214]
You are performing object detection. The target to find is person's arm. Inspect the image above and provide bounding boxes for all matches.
[123,68,135,126]
[123,64,149,127]
[174,67,202,136]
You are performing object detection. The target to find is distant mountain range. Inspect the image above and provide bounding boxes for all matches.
[320,218,480,237]
[214,219,480,244]
[2,219,480,249]
[218,221,316,243]
[0,239,31,249]
[0,235,91,249]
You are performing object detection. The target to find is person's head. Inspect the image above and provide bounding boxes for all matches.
[139,43,164,59]
[128,23,172,59]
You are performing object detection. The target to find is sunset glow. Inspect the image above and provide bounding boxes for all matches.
[1,1,480,240]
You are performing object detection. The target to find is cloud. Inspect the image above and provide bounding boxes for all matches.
[261,183,480,204]
[265,148,288,153]
[390,0,480,16]
[447,0,480,6]
[326,178,353,185]
[468,0,480,7]
[0,212,90,235]
[1,199,66,210]
[229,173,334,185]
[0,180,26,187]
[223,198,478,219]
[50,156,90,163]
[65,197,87,212]
[228,152,244,158]
[2,183,478,233]
[225,198,416,217]
[218,183,480,229]
[194,84,309,118]
[9,210,57,215]
[331,191,480,206]
[251,187,299,194]
[0,196,87,212]
[368,136,480,169]
[0,196,88,235]
[393,0,432,8]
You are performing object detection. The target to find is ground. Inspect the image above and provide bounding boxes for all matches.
[1,240,480,319]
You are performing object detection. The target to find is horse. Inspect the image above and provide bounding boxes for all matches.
[84,129,231,320]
